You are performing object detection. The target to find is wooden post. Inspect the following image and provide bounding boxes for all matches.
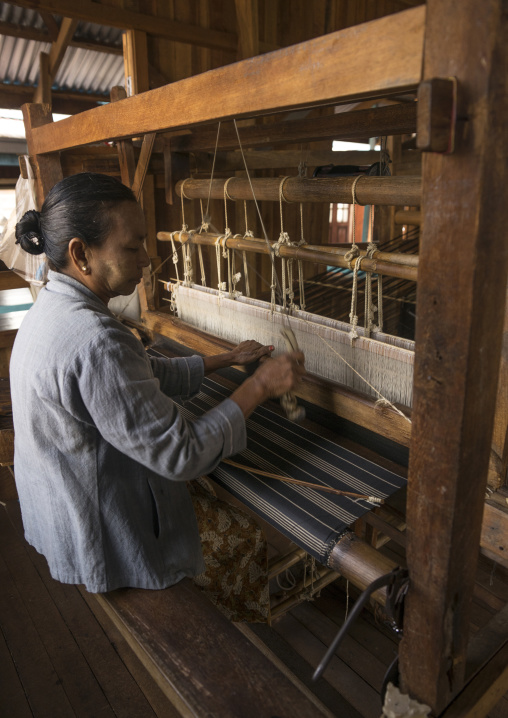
[36,52,52,107]
[122,29,149,97]
[21,104,63,208]
[235,0,259,59]
[399,0,508,712]
[122,29,160,311]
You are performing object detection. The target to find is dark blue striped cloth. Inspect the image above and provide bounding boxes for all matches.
[176,377,406,565]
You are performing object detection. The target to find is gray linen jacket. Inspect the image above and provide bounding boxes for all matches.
[10,271,247,592]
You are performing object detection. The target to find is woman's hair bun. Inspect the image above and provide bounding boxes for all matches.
[15,209,45,255]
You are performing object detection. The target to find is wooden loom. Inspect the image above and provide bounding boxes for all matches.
[20,0,508,715]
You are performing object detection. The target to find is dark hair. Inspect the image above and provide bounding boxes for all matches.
[15,173,136,271]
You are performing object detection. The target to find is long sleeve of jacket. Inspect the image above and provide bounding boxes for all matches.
[66,326,246,481]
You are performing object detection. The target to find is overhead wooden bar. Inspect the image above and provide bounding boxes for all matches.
[157,230,418,281]
[209,149,382,172]
[25,6,425,155]
[172,103,418,153]
[175,176,422,207]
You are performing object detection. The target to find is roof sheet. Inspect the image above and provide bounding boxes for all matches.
[0,1,124,96]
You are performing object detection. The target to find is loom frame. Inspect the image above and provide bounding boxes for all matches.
[20,0,508,714]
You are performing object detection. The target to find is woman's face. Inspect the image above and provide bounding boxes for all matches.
[86,201,150,303]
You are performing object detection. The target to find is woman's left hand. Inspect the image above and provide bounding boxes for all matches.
[229,340,274,366]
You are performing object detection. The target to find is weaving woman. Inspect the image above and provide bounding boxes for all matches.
[10,172,304,607]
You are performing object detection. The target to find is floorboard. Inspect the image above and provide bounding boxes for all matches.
[0,501,178,718]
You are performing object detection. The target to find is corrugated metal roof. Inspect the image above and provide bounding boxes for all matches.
[0,1,124,95]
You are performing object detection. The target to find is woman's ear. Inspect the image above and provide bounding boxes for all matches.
[68,238,90,275]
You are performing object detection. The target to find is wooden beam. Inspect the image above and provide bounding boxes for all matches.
[21,104,63,207]
[109,86,135,188]
[12,0,239,53]
[172,103,418,153]
[47,17,78,77]
[26,7,425,154]
[33,16,78,105]
[38,11,59,41]
[209,149,381,172]
[123,29,149,97]
[0,272,29,291]
[0,20,122,54]
[0,82,106,114]
[235,0,259,59]
[399,0,508,712]
[131,133,156,201]
[35,51,52,106]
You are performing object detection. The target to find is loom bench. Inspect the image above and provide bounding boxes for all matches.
[91,578,332,718]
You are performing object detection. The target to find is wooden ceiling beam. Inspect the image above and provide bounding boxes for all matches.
[0,81,104,113]
[11,0,240,52]
[38,10,59,41]
[0,20,122,54]
[33,16,78,104]
[24,7,425,155]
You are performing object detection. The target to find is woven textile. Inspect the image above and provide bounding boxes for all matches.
[176,377,406,565]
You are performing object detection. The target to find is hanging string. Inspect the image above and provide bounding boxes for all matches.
[363,238,378,338]
[347,175,366,343]
[215,235,227,294]
[197,199,208,286]
[370,204,384,333]
[297,201,306,311]
[242,200,252,297]
[205,122,221,223]
[273,176,292,311]
[222,178,236,295]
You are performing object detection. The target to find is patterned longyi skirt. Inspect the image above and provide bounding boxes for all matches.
[189,478,270,623]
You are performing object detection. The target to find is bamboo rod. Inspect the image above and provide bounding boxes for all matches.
[157,230,418,282]
[394,209,422,226]
[268,548,307,580]
[270,569,338,620]
[176,176,422,206]
[327,531,398,606]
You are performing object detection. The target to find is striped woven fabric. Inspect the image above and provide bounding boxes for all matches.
[176,376,406,565]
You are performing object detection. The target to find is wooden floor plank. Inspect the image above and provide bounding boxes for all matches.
[80,590,181,718]
[4,501,164,718]
[272,611,382,718]
[315,584,399,667]
[0,626,33,718]
[291,600,389,692]
[0,505,114,718]
[0,534,76,717]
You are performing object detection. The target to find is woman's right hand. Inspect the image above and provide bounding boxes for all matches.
[252,351,305,399]
[230,351,305,419]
